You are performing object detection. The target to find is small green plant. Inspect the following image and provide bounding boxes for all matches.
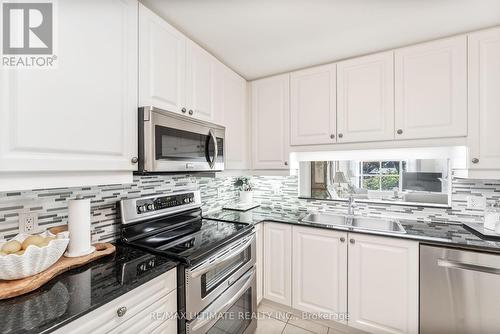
[234,177,253,192]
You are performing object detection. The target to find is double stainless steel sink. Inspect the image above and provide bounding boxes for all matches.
[301,213,406,234]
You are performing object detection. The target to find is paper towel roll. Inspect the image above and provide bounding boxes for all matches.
[65,196,94,257]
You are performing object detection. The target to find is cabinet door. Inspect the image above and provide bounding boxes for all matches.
[186,41,216,121]
[255,223,264,304]
[0,0,138,172]
[263,223,292,306]
[251,74,290,169]
[290,64,336,145]
[222,68,249,170]
[337,52,394,143]
[292,226,347,319]
[348,234,418,334]
[139,4,186,114]
[395,36,467,140]
[468,27,500,169]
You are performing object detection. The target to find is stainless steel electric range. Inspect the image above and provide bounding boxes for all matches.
[119,190,257,334]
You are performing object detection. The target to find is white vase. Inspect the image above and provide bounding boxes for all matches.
[239,191,253,204]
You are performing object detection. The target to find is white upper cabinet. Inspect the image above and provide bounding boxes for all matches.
[139,4,186,114]
[395,36,467,140]
[348,234,419,334]
[139,5,227,123]
[221,67,249,170]
[0,0,138,173]
[185,41,217,121]
[263,222,292,306]
[292,226,347,320]
[337,52,395,143]
[468,27,500,170]
[251,74,290,169]
[290,64,337,145]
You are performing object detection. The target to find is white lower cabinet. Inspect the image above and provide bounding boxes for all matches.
[348,234,419,334]
[255,223,264,304]
[292,226,347,320]
[262,224,419,334]
[263,222,292,306]
[53,269,177,334]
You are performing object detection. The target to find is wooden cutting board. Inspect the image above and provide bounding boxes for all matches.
[0,226,115,300]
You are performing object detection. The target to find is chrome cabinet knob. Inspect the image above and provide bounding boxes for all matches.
[131,157,138,164]
[397,129,403,135]
[330,134,335,139]
[472,158,479,164]
[338,133,343,138]
[181,108,187,113]
[117,306,127,317]
[340,237,345,243]
[188,110,194,115]
[349,239,355,244]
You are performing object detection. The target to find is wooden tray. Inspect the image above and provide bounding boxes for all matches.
[0,227,115,300]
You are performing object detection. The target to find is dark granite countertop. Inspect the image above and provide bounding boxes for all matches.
[204,207,500,253]
[0,243,178,334]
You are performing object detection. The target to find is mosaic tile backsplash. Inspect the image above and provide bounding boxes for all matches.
[250,175,499,224]
[1,172,499,242]
[0,175,238,242]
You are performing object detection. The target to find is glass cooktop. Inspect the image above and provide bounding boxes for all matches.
[129,219,252,264]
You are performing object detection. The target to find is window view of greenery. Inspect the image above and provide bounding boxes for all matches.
[299,158,450,206]
[360,161,407,191]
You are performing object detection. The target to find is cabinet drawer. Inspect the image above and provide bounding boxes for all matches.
[53,269,176,334]
[109,290,177,334]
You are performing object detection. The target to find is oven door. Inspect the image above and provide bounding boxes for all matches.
[187,267,257,334]
[142,107,224,172]
[185,233,255,319]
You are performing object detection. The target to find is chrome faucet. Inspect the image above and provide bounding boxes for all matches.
[347,195,356,216]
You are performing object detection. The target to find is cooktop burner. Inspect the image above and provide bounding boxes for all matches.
[119,191,253,265]
[132,219,250,262]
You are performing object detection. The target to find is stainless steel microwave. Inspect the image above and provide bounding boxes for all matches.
[138,106,225,173]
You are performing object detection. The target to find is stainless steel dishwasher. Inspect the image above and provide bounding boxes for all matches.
[420,245,500,333]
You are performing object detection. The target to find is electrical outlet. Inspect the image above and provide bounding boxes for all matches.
[18,212,39,234]
[467,196,486,210]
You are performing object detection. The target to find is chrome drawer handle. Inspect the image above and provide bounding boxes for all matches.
[190,234,255,278]
[117,306,127,317]
[191,269,255,332]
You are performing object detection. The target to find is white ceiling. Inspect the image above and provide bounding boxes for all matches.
[141,0,500,80]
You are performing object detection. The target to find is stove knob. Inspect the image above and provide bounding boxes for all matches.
[184,198,189,203]
[190,197,194,202]
[138,205,146,213]
[147,204,154,211]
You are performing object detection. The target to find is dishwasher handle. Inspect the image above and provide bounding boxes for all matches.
[437,258,500,275]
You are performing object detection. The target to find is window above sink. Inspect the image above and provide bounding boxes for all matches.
[298,158,451,208]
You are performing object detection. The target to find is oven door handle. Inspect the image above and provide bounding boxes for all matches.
[206,128,218,169]
[191,268,255,332]
[190,234,254,278]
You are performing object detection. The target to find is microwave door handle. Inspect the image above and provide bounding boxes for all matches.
[206,129,217,169]
[190,268,255,332]
[190,235,255,278]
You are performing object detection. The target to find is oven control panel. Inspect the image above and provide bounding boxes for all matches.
[136,192,196,214]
